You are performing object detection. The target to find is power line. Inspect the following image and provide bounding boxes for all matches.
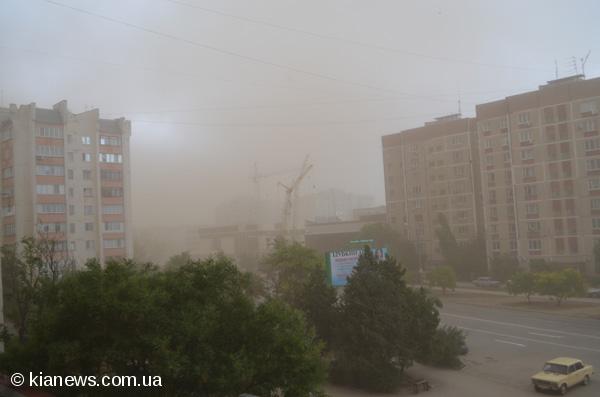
[128,112,444,128]
[163,0,552,73]
[40,0,474,101]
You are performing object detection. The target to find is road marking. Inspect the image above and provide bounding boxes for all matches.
[458,326,600,353]
[528,332,563,339]
[442,312,600,340]
[495,339,526,347]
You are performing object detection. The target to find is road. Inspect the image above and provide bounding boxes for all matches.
[438,301,600,396]
[327,300,600,396]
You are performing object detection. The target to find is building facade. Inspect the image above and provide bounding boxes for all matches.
[0,100,133,266]
[383,75,600,274]
[476,75,600,273]
[382,115,483,264]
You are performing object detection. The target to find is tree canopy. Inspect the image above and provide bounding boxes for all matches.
[1,255,327,396]
[331,248,440,392]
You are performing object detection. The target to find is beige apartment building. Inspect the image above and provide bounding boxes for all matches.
[382,115,484,265]
[0,100,133,266]
[477,75,600,274]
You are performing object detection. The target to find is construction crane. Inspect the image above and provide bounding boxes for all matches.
[278,155,313,239]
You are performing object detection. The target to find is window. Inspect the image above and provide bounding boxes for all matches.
[588,179,600,191]
[528,221,541,232]
[453,151,463,162]
[83,170,92,180]
[101,187,123,197]
[2,206,14,216]
[484,139,493,149]
[36,145,64,157]
[501,136,509,146]
[67,134,72,144]
[592,199,600,210]
[519,130,532,143]
[528,239,542,251]
[518,112,531,126]
[509,240,518,251]
[489,207,498,219]
[68,169,74,180]
[580,101,598,115]
[522,167,535,178]
[576,119,597,133]
[69,223,75,234]
[521,149,533,161]
[86,240,95,250]
[526,203,539,215]
[69,241,76,252]
[104,222,124,232]
[81,136,92,145]
[103,238,125,249]
[485,155,494,166]
[587,158,600,171]
[568,237,578,254]
[100,169,122,181]
[2,167,14,178]
[85,222,94,231]
[36,223,66,233]
[98,153,123,163]
[543,107,555,124]
[67,152,74,162]
[102,205,124,214]
[501,151,510,163]
[492,241,500,251]
[82,153,92,162]
[69,205,75,215]
[36,165,64,176]
[100,135,121,146]
[84,205,95,215]
[83,187,94,197]
[593,219,600,231]
[524,185,537,199]
[36,184,65,195]
[488,172,496,185]
[36,126,63,138]
[584,138,600,152]
[37,203,66,213]
[4,223,16,236]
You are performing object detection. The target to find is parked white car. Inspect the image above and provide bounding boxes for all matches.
[472,277,501,288]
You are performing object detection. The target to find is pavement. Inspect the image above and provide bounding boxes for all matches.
[326,299,600,397]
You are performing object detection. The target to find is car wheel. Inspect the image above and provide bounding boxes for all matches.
[534,385,541,392]
[583,375,590,385]
[559,384,567,395]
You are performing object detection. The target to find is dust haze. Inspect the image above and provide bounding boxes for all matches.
[2,0,599,260]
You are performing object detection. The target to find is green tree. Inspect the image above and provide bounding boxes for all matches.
[261,238,338,347]
[428,265,457,294]
[331,248,440,392]
[164,250,192,270]
[434,214,486,280]
[1,236,74,341]
[490,254,520,282]
[0,257,327,396]
[358,223,419,272]
[507,271,536,303]
[535,269,585,306]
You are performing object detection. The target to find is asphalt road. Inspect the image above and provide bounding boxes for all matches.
[327,300,600,396]
[438,301,600,397]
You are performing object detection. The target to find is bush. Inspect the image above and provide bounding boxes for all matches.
[420,325,467,368]
[428,265,456,294]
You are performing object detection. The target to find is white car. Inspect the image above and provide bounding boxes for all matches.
[472,277,501,288]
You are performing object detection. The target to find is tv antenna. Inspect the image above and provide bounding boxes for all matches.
[581,50,591,77]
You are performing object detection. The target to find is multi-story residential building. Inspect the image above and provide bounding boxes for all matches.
[476,75,600,273]
[382,114,483,265]
[0,100,133,266]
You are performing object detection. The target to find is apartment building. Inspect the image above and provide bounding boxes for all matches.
[476,75,600,273]
[0,100,133,266]
[382,115,483,264]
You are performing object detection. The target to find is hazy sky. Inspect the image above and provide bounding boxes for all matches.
[2,0,600,228]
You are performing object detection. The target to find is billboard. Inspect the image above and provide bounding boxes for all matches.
[326,247,388,287]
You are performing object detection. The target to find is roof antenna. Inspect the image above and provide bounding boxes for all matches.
[554,59,558,79]
[581,50,591,77]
